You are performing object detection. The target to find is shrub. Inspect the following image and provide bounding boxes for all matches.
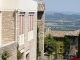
[2,51,10,60]
[17,49,22,60]
[17,45,22,60]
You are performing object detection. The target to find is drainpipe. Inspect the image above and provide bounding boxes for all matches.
[0,11,2,45]
[15,9,18,42]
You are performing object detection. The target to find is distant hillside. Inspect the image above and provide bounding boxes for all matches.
[45,11,80,15]
[45,13,80,20]
[45,13,80,31]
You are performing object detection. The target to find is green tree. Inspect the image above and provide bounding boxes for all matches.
[77,33,80,58]
[44,34,56,55]
[64,36,73,51]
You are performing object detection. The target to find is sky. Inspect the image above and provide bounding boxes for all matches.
[36,0,80,13]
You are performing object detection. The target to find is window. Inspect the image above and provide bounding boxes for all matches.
[19,12,25,34]
[28,12,34,41]
[19,12,25,46]
[28,12,34,31]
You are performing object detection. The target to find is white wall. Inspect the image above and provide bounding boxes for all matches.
[19,0,37,12]
[0,0,37,11]
[1,0,19,11]
[0,0,2,10]
[0,12,2,45]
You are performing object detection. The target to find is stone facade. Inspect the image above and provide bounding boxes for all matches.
[0,41,17,60]
[0,11,17,60]
[29,12,37,60]
[0,10,37,60]
[24,12,37,60]
[37,1,45,59]
[0,0,38,60]
[2,11,16,44]
[17,12,37,60]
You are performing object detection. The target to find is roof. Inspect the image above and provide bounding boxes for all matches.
[45,30,80,37]
[66,30,80,36]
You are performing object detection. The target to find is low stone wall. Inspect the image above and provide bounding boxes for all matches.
[0,41,17,60]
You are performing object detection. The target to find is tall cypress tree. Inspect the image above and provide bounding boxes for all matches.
[77,33,80,58]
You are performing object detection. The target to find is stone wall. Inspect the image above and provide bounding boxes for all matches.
[24,12,37,60]
[2,11,16,44]
[37,1,45,59]
[29,12,37,60]
[18,12,37,60]
[0,41,17,60]
[37,11,44,59]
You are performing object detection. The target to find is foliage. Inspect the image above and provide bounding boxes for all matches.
[77,33,80,58]
[44,34,56,55]
[17,49,22,60]
[17,45,22,60]
[2,51,10,60]
[64,36,73,51]
[37,27,41,57]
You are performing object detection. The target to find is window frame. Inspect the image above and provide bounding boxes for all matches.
[19,12,25,34]
[28,12,34,31]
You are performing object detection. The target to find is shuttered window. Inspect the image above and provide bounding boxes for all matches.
[28,12,34,31]
[19,12,25,34]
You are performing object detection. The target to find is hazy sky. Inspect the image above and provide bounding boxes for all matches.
[36,0,80,13]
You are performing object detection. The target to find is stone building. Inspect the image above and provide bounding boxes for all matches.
[45,29,79,59]
[0,0,39,60]
[37,0,45,60]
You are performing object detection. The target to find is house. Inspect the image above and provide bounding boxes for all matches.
[0,0,39,60]
[45,29,80,59]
